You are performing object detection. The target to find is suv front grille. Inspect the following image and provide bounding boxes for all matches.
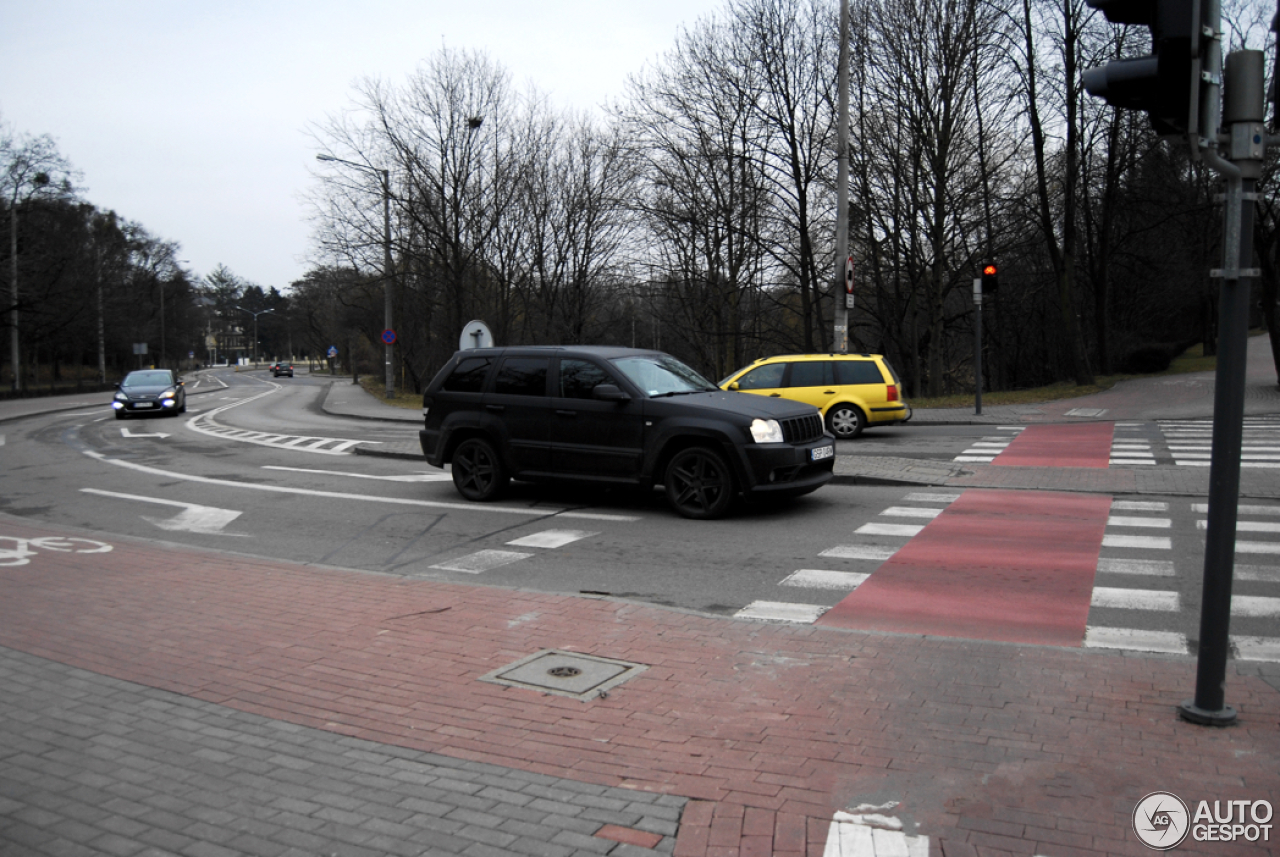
[779,413,824,444]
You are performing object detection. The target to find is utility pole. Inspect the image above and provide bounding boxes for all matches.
[833,0,851,353]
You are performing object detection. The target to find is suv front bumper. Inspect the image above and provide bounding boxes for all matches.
[735,437,835,494]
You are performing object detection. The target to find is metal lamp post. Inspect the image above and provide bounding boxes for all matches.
[234,306,274,367]
[316,154,395,399]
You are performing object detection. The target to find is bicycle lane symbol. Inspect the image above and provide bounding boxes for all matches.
[0,535,114,567]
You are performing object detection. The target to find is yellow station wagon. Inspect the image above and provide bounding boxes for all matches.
[720,353,910,439]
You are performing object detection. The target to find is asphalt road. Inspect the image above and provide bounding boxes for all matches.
[0,365,1276,660]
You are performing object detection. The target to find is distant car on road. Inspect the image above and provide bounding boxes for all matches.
[112,369,186,419]
[419,345,835,519]
[720,353,910,439]
[273,362,294,377]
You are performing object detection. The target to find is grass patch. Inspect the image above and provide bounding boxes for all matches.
[357,375,422,409]
[910,336,1238,409]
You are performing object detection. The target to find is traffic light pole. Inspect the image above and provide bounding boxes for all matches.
[973,279,983,416]
[1178,50,1266,727]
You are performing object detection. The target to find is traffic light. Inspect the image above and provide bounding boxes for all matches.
[1082,0,1212,139]
[981,263,999,293]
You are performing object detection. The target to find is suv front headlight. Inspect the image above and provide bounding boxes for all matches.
[750,418,784,444]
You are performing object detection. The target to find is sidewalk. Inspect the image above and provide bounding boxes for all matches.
[1,514,1277,857]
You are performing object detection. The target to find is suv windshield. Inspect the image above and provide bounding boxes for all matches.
[611,355,716,397]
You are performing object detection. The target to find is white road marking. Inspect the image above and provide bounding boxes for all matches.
[820,545,897,561]
[780,570,870,590]
[901,492,961,503]
[1233,636,1280,661]
[1195,519,1280,533]
[1096,558,1175,577]
[506,530,598,549]
[1090,587,1180,611]
[1083,627,1187,654]
[120,427,171,439]
[1235,541,1280,554]
[1101,534,1172,550]
[429,550,532,573]
[1192,503,1280,515]
[81,450,580,517]
[1107,516,1171,528]
[1231,596,1280,617]
[856,523,924,537]
[183,384,377,454]
[1112,501,1169,512]
[879,507,941,520]
[262,465,453,482]
[733,601,828,623]
[80,488,244,535]
[1237,565,1280,582]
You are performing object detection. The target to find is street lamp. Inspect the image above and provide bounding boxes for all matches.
[234,306,275,367]
[315,153,395,399]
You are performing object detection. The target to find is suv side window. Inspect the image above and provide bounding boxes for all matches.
[787,361,833,387]
[835,361,886,385]
[442,356,493,392]
[560,359,615,399]
[494,357,549,396]
[735,363,786,390]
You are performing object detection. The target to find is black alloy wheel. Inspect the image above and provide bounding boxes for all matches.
[451,437,508,501]
[826,404,866,439]
[665,446,735,520]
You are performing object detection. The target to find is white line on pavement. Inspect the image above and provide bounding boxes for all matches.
[780,570,871,590]
[506,530,598,549]
[733,601,828,623]
[1083,627,1187,654]
[1090,587,1180,611]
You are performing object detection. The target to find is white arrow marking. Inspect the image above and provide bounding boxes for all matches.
[80,488,245,535]
[121,427,171,439]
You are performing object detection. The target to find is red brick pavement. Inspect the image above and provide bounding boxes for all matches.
[1,516,1277,856]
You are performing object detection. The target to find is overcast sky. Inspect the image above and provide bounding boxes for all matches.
[0,1,721,292]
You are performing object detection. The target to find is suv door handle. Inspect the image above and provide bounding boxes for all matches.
[486,404,505,412]
[823,390,836,394]
[769,393,781,397]
[556,409,577,417]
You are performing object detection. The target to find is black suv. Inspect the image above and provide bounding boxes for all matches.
[419,346,835,519]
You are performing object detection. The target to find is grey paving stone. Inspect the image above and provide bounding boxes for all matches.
[0,646,686,855]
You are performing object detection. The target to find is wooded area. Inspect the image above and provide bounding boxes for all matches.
[4,0,1278,396]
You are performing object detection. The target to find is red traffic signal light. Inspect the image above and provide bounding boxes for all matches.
[981,263,999,293]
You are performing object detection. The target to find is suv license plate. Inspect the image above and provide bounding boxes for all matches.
[811,445,834,461]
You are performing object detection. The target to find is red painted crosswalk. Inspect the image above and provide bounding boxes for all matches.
[817,489,1112,645]
[993,423,1114,468]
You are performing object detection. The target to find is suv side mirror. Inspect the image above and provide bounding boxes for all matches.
[593,383,631,403]
[727,382,740,391]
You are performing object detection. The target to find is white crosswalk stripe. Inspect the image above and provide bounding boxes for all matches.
[951,428,1022,463]
[429,528,605,574]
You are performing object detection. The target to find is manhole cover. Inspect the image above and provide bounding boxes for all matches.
[479,650,647,700]
[547,666,581,678]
